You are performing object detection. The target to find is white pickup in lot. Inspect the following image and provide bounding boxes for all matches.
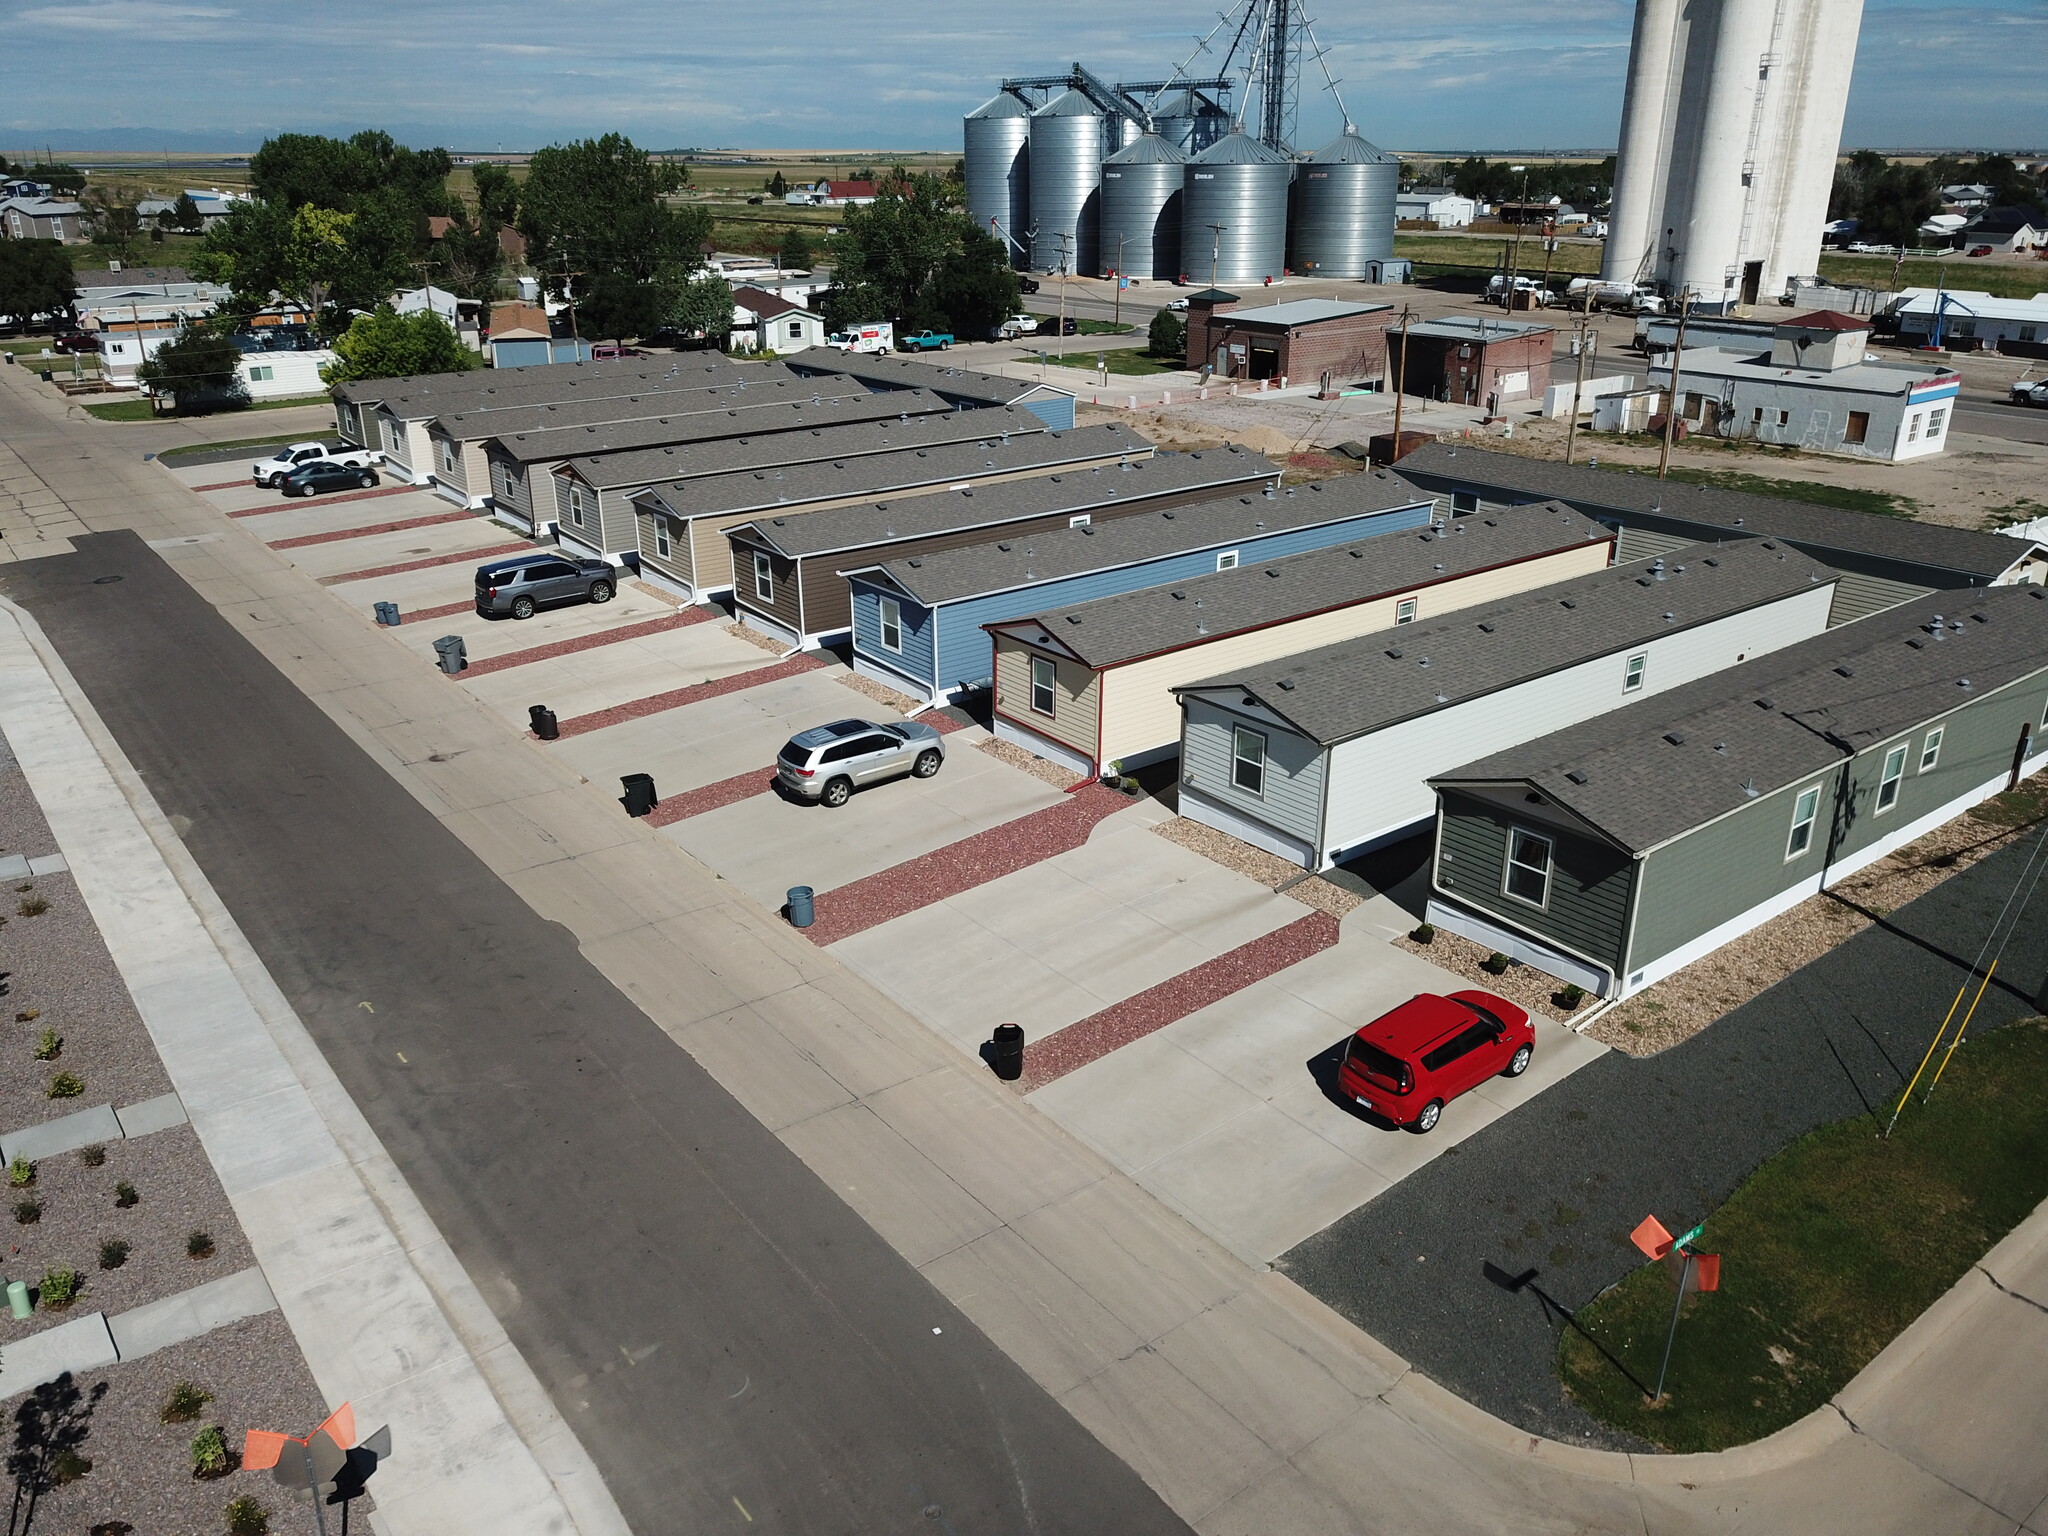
[2012,380,2048,408]
[250,442,382,486]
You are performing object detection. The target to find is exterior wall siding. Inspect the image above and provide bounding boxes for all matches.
[728,535,805,636]
[633,507,697,589]
[1179,698,1327,849]
[1435,792,1634,973]
[848,584,939,692]
[1021,395,1077,430]
[484,448,537,529]
[992,641,1100,759]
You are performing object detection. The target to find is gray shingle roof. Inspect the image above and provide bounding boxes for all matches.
[1009,498,1612,667]
[1395,442,2035,582]
[585,407,1047,495]
[334,353,756,410]
[1177,536,1836,746]
[734,443,1276,559]
[627,424,1142,520]
[482,389,954,464]
[781,348,1071,405]
[861,468,1437,606]
[1434,586,2048,851]
[438,375,871,442]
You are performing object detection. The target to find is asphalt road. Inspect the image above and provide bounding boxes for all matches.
[1281,823,2048,1447]
[3,531,1192,1536]
[1956,393,2048,447]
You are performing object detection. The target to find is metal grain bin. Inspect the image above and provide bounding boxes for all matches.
[1153,91,1231,157]
[1290,128,1399,278]
[1182,132,1293,286]
[965,93,1032,268]
[1028,90,1104,274]
[1099,134,1188,279]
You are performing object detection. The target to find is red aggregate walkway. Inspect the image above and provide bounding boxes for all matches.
[270,510,475,550]
[1017,910,1341,1092]
[393,600,473,624]
[318,542,531,586]
[802,781,1131,947]
[228,483,416,517]
[551,650,822,736]
[192,479,249,492]
[457,611,708,678]
[637,712,972,827]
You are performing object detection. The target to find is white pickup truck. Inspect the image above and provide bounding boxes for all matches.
[250,441,382,487]
[2012,379,2048,408]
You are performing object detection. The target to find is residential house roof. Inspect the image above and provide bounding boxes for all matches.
[1175,537,1835,747]
[734,442,1276,559]
[1433,586,2048,852]
[782,347,1071,406]
[479,386,949,459]
[1782,309,1870,332]
[1003,498,1611,667]
[827,181,876,199]
[445,376,872,444]
[337,354,756,413]
[1393,442,2037,583]
[731,285,803,321]
[1966,206,2046,236]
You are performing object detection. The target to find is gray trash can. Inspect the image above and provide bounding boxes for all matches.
[374,601,400,626]
[990,1023,1025,1081]
[432,635,467,674]
[529,705,559,741]
[786,886,815,928]
[620,773,658,817]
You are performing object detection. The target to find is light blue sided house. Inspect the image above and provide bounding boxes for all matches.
[844,470,1440,704]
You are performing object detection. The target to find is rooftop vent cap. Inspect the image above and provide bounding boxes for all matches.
[1277,678,1295,690]
[1664,732,1686,746]
[1565,770,1588,785]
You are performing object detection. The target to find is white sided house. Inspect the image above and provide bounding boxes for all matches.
[1171,538,1840,870]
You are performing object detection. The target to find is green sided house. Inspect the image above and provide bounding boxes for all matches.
[1426,587,2048,999]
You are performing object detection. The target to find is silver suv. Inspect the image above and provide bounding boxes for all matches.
[474,554,616,619]
[776,718,946,807]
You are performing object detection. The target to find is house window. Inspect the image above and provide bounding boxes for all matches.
[879,597,903,653]
[1623,652,1647,692]
[1451,490,1479,514]
[1927,408,1946,437]
[383,420,403,454]
[2023,326,2040,344]
[654,519,672,559]
[440,439,456,471]
[1029,656,1056,715]
[568,484,589,527]
[1216,550,1240,572]
[249,364,272,382]
[1504,827,1552,908]
[1845,411,1869,445]
[1395,597,1419,625]
[788,320,802,339]
[1906,414,1922,444]
[1876,742,1908,813]
[1920,726,1943,772]
[1752,406,1764,425]
[1777,409,1790,427]
[752,550,774,603]
[1069,513,1091,528]
[1787,784,1821,858]
[1231,725,1267,796]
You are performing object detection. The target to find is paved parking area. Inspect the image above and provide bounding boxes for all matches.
[460,618,789,732]
[379,582,680,665]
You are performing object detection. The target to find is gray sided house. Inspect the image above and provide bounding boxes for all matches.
[628,423,1151,601]
[1392,441,2048,620]
[726,446,1279,647]
[782,348,1080,429]
[425,374,873,509]
[988,500,1616,779]
[1428,587,2048,998]
[1172,538,1840,870]
[845,473,1439,705]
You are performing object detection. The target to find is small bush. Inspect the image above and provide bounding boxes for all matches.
[1410,922,1436,944]
[190,1425,229,1478]
[224,1494,270,1535]
[1481,951,1511,975]
[33,1027,60,1060]
[186,1229,216,1261]
[114,1180,139,1208]
[98,1238,130,1270]
[79,1143,106,1168]
[52,1449,91,1483]
[14,1008,39,1023]
[17,895,49,918]
[161,1381,214,1424]
[47,1070,84,1098]
[8,1155,34,1187]
[14,1198,40,1224]
[39,1267,80,1308]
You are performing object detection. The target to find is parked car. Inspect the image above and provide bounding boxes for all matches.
[473,554,617,619]
[251,441,380,487]
[1969,245,1994,258]
[775,717,946,807]
[52,333,98,354]
[1019,277,1040,294]
[1003,313,1040,335]
[899,329,954,352]
[280,460,380,497]
[1165,297,1190,311]
[1336,989,1535,1133]
[2012,379,2048,407]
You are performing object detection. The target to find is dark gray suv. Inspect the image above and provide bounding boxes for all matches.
[474,555,617,619]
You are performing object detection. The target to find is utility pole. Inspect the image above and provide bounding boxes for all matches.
[1112,234,1127,334]
[1565,284,1596,465]
[1390,305,1412,454]
[1207,222,1228,288]
[1056,231,1073,362]
[1658,289,1692,480]
[1504,164,1529,310]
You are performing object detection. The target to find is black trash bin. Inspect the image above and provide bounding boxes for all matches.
[432,635,467,674]
[620,772,658,818]
[990,1023,1025,1081]
[529,705,560,741]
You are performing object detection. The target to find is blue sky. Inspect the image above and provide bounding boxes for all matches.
[1,0,2041,156]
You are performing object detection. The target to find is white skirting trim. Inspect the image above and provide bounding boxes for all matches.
[428,477,482,509]
[632,564,698,603]
[853,652,934,703]
[1424,898,1615,997]
[735,606,799,648]
[1179,784,1316,869]
[486,499,534,536]
[992,715,1096,779]
[554,524,605,561]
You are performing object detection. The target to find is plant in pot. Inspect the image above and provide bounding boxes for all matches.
[1481,951,1511,976]
[1553,982,1588,1012]
[1410,922,1435,945]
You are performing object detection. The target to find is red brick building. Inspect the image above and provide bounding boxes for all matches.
[1390,317,1556,413]
[1183,291,1395,386]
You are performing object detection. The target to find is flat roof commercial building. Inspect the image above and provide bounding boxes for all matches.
[1183,293,1396,386]
[1172,539,1839,869]
[1429,587,2048,998]
[1390,317,1555,411]
[987,498,1615,778]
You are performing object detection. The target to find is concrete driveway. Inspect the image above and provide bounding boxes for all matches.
[379,580,676,665]
[459,615,789,731]
[265,515,526,581]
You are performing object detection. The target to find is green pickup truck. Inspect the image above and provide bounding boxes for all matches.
[899,330,954,353]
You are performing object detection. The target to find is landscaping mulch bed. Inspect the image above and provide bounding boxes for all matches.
[1149,815,1362,920]
[1590,783,2048,1056]
[629,579,686,609]
[833,670,923,715]
[722,620,787,656]
[1394,925,1576,1026]
[975,735,1083,791]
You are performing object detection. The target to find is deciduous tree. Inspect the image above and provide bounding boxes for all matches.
[0,240,77,322]
[322,307,477,384]
[517,134,707,287]
[137,325,248,412]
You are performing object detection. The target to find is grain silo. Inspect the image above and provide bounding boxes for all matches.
[1099,134,1187,279]
[1289,128,1398,277]
[964,94,1032,268]
[1182,132,1292,285]
[1028,89,1105,273]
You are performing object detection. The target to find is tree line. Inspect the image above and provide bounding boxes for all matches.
[1829,151,2047,247]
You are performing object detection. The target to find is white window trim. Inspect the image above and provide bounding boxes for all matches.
[1919,726,1943,773]
[1623,652,1647,693]
[752,549,774,604]
[1395,597,1419,625]
[1230,724,1267,798]
[1069,513,1091,528]
[1875,742,1909,814]
[1503,826,1552,910]
[1029,656,1056,717]
[879,596,903,654]
[1786,783,1821,860]
[1216,550,1240,572]
[654,518,672,559]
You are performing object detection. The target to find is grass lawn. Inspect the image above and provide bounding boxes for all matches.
[1589,459,1921,519]
[1815,254,2048,300]
[155,430,325,461]
[83,394,330,423]
[1072,318,1136,336]
[1039,349,1181,377]
[1558,1018,2048,1452]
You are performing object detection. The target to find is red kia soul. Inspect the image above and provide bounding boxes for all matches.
[1337,990,1535,1133]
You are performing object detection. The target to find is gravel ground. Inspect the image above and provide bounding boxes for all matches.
[3,1312,341,1536]
[1279,829,2048,1447]
[833,670,923,714]
[723,619,787,655]
[1394,926,1577,1025]
[974,735,1083,790]
[629,579,685,609]
[1149,815,1362,919]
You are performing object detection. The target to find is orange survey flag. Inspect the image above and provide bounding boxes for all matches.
[1630,1214,1675,1261]
[315,1402,357,1451]
[242,1430,295,1471]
